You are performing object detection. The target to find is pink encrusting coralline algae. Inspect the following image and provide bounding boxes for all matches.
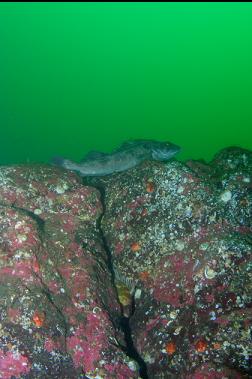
[0,350,30,379]
[0,165,138,378]
[0,146,251,378]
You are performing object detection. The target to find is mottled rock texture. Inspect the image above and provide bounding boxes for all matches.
[0,166,138,379]
[0,147,251,379]
[100,147,252,379]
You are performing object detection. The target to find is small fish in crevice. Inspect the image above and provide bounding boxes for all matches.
[114,270,136,318]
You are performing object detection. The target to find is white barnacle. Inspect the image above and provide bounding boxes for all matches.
[209,311,216,320]
[220,190,232,203]
[175,240,185,251]
[204,266,217,279]
[243,177,250,183]
[134,288,142,299]
[177,186,184,194]
[127,360,138,371]
[34,208,42,215]
[169,310,178,320]
[173,326,182,335]
[92,306,101,314]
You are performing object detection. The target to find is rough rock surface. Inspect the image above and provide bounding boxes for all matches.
[0,166,138,378]
[100,148,252,378]
[0,147,251,379]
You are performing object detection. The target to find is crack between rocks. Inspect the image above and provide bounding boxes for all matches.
[1,194,149,377]
[94,185,149,379]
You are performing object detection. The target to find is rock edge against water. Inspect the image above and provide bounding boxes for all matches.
[0,146,251,379]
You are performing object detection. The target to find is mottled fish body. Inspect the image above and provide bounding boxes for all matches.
[52,139,180,177]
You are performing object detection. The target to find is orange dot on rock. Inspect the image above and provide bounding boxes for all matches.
[195,339,207,352]
[139,271,150,281]
[166,341,176,355]
[131,242,141,252]
[32,311,46,328]
[146,181,155,193]
[213,342,221,350]
[32,260,40,273]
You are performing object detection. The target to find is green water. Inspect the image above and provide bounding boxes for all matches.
[1,2,252,165]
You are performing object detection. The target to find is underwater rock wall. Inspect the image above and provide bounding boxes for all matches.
[0,166,138,378]
[100,147,252,378]
[0,147,251,379]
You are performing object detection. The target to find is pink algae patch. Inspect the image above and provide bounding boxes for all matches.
[146,316,161,332]
[104,363,136,378]
[57,261,91,300]
[47,279,60,294]
[56,187,101,218]
[70,271,90,301]
[44,337,64,352]
[0,188,18,204]
[153,253,195,307]
[205,293,215,304]
[61,214,77,233]
[57,264,75,281]
[214,316,230,326]
[67,311,108,372]
[186,363,243,379]
[7,308,21,323]
[0,260,37,282]
[67,242,84,258]
[115,241,124,255]
[4,225,39,252]
[0,349,30,379]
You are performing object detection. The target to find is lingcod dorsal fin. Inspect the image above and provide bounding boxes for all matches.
[116,140,142,152]
[80,150,107,162]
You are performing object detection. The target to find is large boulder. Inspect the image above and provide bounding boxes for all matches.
[0,145,251,379]
[101,155,252,378]
[0,165,139,378]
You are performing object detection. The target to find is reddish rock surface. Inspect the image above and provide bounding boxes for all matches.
[0,165,138,378]
[100,150,252,378]
[0,147,251,379]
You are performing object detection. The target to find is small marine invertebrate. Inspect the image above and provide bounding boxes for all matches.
[195,339,207,353]
[141,208,148,217]
[116,282,132,307]
[114,272,135,317]
[138,270,150,282]
[220,190,232,203]
[32,310,46,328]
[213,342,221,350]
[131,242,141,252]
[146,180,155,193]
[165,341,176,355]
[204,266,217,279]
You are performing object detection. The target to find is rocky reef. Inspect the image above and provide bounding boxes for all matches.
[0,147,251,378]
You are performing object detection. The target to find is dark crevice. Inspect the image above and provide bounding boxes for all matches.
[97,188,115,286]
[40,285,69,352]
[86,181,148,379]
[3,183,149,376]
[119,316,148,379]
[10,203,45,232]
[0,201,45,233]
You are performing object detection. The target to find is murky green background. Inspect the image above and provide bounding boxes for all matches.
[1,2,252,165]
